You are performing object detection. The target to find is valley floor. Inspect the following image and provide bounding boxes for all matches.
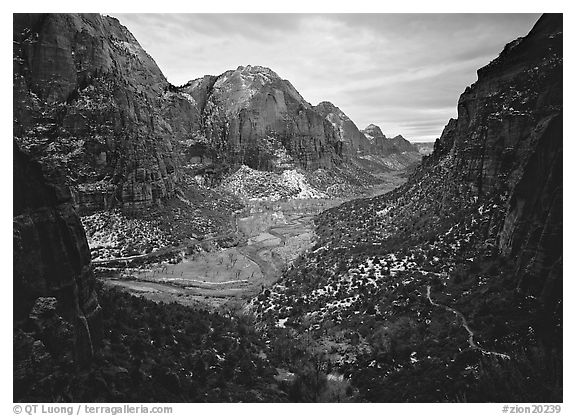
[94,172,407,311]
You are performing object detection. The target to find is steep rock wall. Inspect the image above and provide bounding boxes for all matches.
[13,13,198,212]
[182,65,344,171]
[439,14,562,310]
[14,142,101,364]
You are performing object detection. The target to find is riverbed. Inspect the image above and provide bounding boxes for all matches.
[101,174,406,310]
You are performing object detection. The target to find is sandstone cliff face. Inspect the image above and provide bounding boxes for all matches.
[181,65,344,171]
[451,16,562,196]
[13,142,101,364]
[13,14,198,212]
[313,101,372,154]
[444,14,562,306]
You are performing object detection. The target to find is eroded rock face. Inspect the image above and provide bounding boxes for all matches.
[13,142,101,364]
[440,14,562,308]
[450,15,562,196]
[181,65,344,171]
[13,13,198,213]
[314,101,372,154]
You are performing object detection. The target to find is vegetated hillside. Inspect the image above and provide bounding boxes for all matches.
[12,139,282,404]
[219,163,382,201]
[251,14,562,402]
[15,284,287,402]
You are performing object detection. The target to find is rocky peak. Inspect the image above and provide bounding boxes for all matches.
[315,101,350,121]
[236,64,280,79]
[361,123,386,140]
[181,65,343,171]
[313,101,372,154]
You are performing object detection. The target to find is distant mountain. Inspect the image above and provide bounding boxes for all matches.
[252,14,562,402]
[180,65,345,172]
[313,101,373,153]
[357,124,422,170]
[361,124,418,153]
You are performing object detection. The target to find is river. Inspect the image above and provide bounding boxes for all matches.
[101,174,406,310]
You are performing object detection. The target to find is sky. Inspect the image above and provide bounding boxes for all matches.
[111,13,541,142]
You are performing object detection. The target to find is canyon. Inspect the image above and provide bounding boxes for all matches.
[13,13,562,403]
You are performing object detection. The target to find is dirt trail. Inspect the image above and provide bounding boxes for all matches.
[426,285,510,359]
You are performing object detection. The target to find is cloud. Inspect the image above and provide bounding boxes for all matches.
[111,13,541,141]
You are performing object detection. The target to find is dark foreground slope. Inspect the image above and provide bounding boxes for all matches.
[15,283,288,402]
[14,142,102,397]
[251,14,562,402]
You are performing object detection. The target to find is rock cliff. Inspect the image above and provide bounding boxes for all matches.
[441,13,562,313]
[13,142,101,365]
[313,101,373,154]
[13,14,359,211]
[181,65,344,171]
[358,123,422,170]
[361,123,419,154]
[417,13,562,319]
[13,13,198,212]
